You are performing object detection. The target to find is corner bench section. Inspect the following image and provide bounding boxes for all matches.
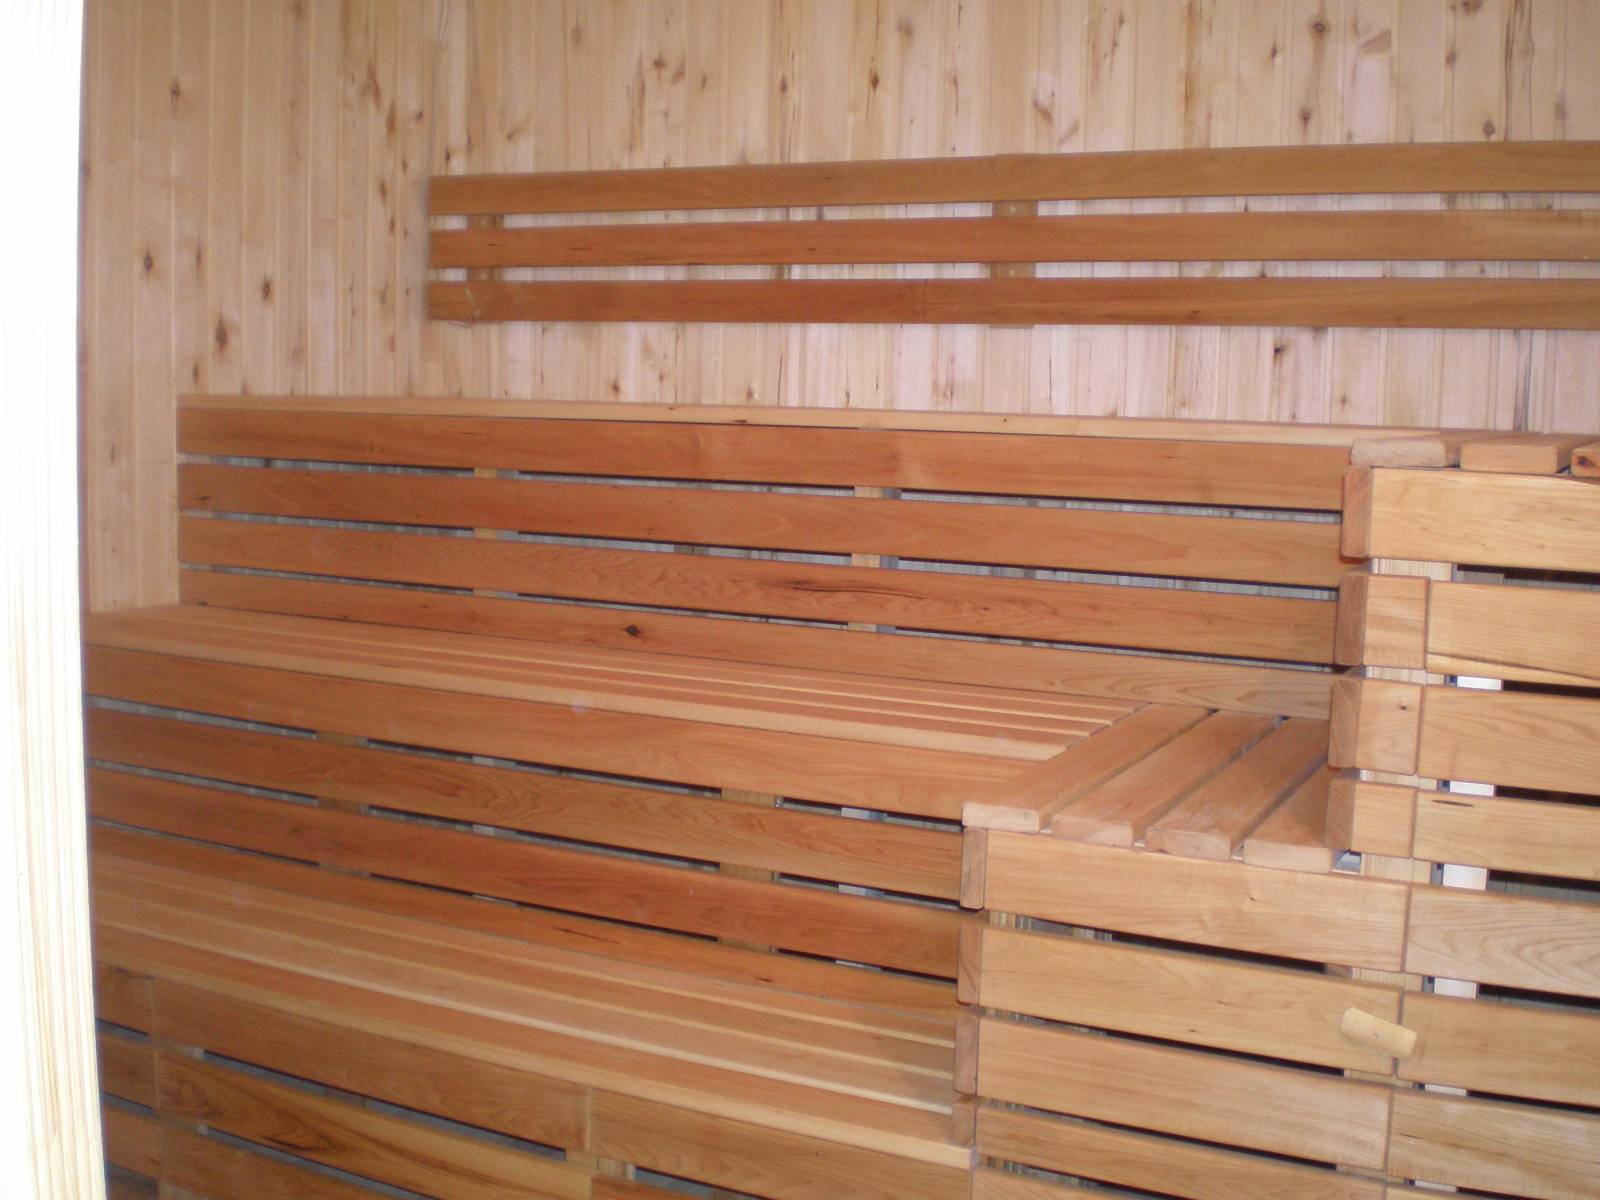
[90,394,1366,1198]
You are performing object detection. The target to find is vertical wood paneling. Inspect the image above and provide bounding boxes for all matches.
[80,0,1600,609]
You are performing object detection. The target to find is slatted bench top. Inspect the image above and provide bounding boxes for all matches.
[85,605,1139,763]
[91,841,972,1174]
[961,702,1336,872]
[84,606,1152,826]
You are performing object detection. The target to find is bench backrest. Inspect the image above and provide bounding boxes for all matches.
[427,141,1600,329]
[175,394,1355,671]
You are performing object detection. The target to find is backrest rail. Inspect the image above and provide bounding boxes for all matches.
[428,141,1600,214]
[176,520,1337,664]
[429,275,1600,331]
[179,463,1348,587]
[430,209,1600,269]
[178,406,1352,510]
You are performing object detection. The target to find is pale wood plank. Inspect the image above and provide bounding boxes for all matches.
[980,834,1408,972]
[1325,775,1415,858]
[1406,883,1600,998]
[1146,718,1328,861]
[87,708,961,899]
[1388,1088,1600,1200]
[175,520,1336,662]
[1049,712,1274,846]
[177,403,1354,509]
[1418,684,1600,796]
[178,572,1336,719]
[1241,766,1339,873]
[975,924,1400,1072]
[977,1016,1392,1169]
[1401,990,1600,1107]
[180,462,1350,587]
[156,1051,592,1200]
[1459,432,1595,473]
[431,208,1600,267]
[1356,466,1600,573]
[964,706,1206,832]
[429,275,1600,331]
[90,770,961,978]
[176,392,1440,451]
[1334,571,1429,670]
[1426,579,1600,687]
[976,1105,1385,1200]
[427,141,1600,214]
[1413,789,1600,882]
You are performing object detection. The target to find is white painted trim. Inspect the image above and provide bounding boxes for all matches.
[0,0,103,1197]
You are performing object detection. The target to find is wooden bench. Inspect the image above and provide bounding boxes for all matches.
[960,439,1600,1200]
[92,138,1599,1199]
[86,391,1400,1200]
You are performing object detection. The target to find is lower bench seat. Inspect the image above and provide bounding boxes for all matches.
[93,839,971,1200]
[85,601,1030,1198]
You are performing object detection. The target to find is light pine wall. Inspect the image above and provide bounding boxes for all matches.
[81,0,1600,609]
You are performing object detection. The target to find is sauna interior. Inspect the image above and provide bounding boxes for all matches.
[59,2,1600,1199]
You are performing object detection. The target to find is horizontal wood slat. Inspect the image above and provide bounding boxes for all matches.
[1400,991,1600,1107]
[150,978,590,1149]
[975,1105,1385,1200]
[973,925,1400,1072]
[1417,685,1600,796]
[430,209,1600,268]
[1412,790,1600,882]
[177,572,1337,720]
[156,1051,591,1200]
[89,769,962,978]
[1239,766,1338,873]
[428,276,1600,331]
[86,708,960,899]
[588,1092,970,1200]
[1144,718,1327,861]
[177,405,1352,510]
[964,706,1207,833]
[153,1124,400,1200]
[1406,885,1600,999]
[84,645,1020,819]
[93,829,956,1019]
[1388,1089,1600,1200]
[1047,711,1273,846]
[92,604,1107,762]
[979,833,1407,972]
[178,520,1336,662]
[180,463,1349,587]
[1426,580,1600,687]
[174,393,1444,450]
[90,869,972,1178]
[427,141,1600,214]
[1344,467,1600,570]
[93,871,955,1115]
[975,1016,1391,1169]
